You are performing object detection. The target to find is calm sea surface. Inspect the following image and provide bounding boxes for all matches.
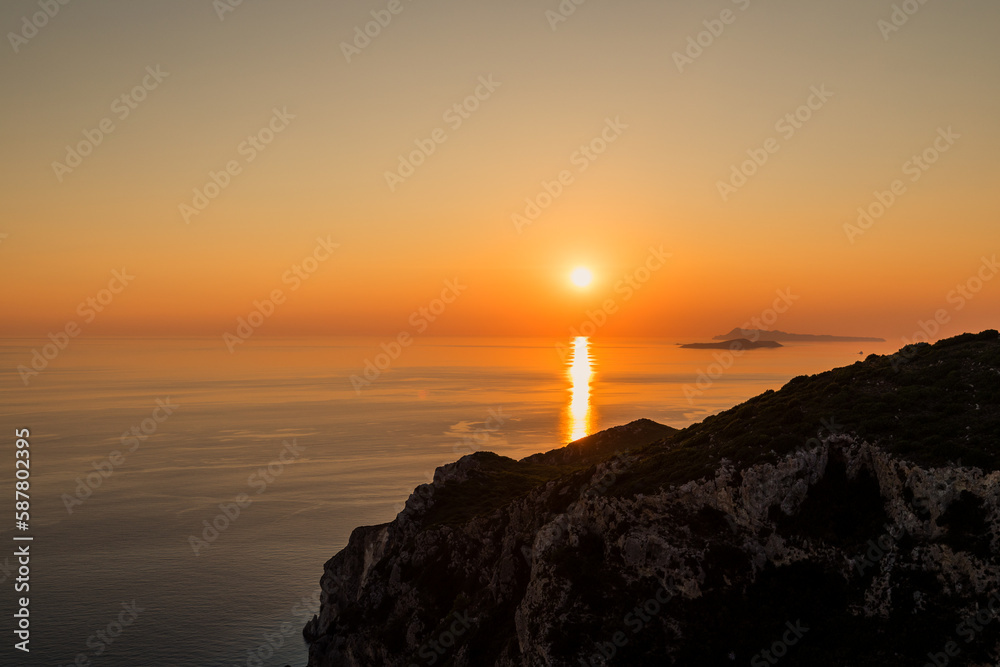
[0,336,900,666]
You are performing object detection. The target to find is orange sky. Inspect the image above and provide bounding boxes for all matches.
[2,0,998,342]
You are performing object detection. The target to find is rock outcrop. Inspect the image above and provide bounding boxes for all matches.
[305,331,1000,666]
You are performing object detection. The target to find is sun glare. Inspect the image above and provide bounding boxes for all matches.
[571,267,594,288]
[567,336,593,441]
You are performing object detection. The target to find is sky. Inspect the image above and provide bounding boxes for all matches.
[2,0,998,341]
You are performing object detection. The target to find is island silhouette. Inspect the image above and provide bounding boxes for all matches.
[713,328,885,343]
[679,339,782,350]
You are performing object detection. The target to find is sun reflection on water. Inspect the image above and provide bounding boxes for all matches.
[566,336,594,442]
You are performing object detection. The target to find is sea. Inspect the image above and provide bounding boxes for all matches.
[0,336,901,666]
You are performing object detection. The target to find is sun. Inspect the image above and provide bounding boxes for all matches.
[570,267,594,288]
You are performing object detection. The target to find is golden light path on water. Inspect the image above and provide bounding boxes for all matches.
[567,336,594,442]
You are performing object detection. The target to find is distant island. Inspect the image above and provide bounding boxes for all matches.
[714,328,885,343]
[679,338,782,350]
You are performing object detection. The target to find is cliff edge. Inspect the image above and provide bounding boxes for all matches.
[305,331,1000,666]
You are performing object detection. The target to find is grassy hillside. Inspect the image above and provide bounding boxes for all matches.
[616,330,1000,495]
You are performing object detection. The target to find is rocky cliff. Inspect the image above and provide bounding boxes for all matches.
[304,331,1000,666]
